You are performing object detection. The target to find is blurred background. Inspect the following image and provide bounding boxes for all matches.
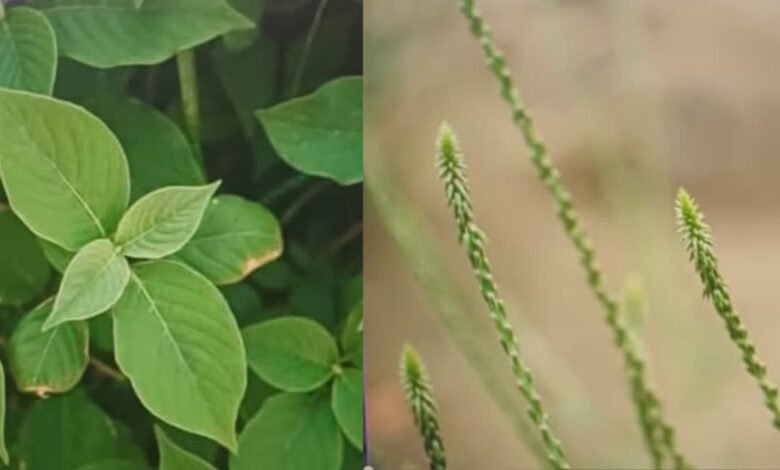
[365,0,780,468]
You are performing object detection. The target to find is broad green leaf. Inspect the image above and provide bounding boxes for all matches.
[332,369,363,450]
[258,77,363,185]
[0,7,57,94]
[243,317,338,392]
[9,299,88,396]
[229,393,343,470]
[35,0,253,68]
[0,210,51,305]
[113,260,246,451]
[340,301,362,366]
[155,426,217,470]
[54,58,133,104]
[18,389,144,470]
[0,359,8,465]
[0,89,130,251]
[45,239,130,330]
[158,424,220,465]
[77,461,149,470]
[40,238,75,273]
[89,97,204,202]
[114,183,220,259]
[174,195,282,285]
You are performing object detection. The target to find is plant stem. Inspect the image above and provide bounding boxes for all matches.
[400,344,448,470]
[677,189,780,431]
[281,181,329,224]
[89,357,126,382]
[437,124,569,469]
[290,0,329,96]
[454,1,689,468]
[176,49,203,166]
[367,171,553,468]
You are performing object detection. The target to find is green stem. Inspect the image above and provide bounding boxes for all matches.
[400,345,448,470]
[290,0,329,96]
[437,125,569,469]
[677,189,780,432]
[176,50,202,166]
[367,172,553,468]
[455,1,689,468]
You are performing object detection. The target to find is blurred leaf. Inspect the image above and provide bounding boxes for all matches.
[258,77,363,185]
[155,426,217,470]
[18,390,145,470]
[174,195,282,285]
[89,97,205,202]
[243,317,338,392]
[89,314,114,352]
[0,7,57,94]
[212,36,277,133]
[0,211,51,306]
[221,282,264,327]
[0,360,7,465]
[157,424,220,465]
[230,392,343,470]
[33,0,253,68]
[223,0,265,51]
[284,8,356,95]
[8,299,88,396]
[76,461,149,470]
[291,276,337,330]
[54,59,132,103]
[250,259,294,290]
[40,238,74,274]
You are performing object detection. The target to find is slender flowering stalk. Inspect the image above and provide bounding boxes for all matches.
[400,344,447,470]
[437,124,569,470]
[676,188,780,431]
[453,1,690,468]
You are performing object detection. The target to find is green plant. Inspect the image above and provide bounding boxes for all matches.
[676,188,780,430]
[0,1,363,469]
[400,344,447,470]
[436,124,569,469]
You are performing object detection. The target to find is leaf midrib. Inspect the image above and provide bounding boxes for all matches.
[130,272,222,429]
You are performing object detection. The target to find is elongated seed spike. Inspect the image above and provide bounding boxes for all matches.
[676,188,780,432]
[436,123,570,470]
[400,344,448,470]
[453,2,690,468]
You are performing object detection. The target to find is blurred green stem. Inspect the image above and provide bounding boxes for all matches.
[177,49,203,166]
[367,169,552,469]
[291,0,329,96]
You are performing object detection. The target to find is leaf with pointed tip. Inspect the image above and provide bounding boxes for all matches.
[89,97,204,202]
[174,195,282,286]
[113,260,246,451]
[0,210,51,305]
[0,7,57,94]
[230,393,343,470]
[0,89,130,251]
[9,299,88,396]
[45,239,130,330]
[258,77,363,185]
[243,317,338,393]
[18,390,145,470]
[114,183,220,259]
[35,0,253,68]
[332,369,362,450]
[156,426,217,470]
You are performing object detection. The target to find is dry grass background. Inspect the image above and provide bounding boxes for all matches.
[365,1,780,468]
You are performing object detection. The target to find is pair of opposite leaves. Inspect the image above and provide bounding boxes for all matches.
[0,88,258,452]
